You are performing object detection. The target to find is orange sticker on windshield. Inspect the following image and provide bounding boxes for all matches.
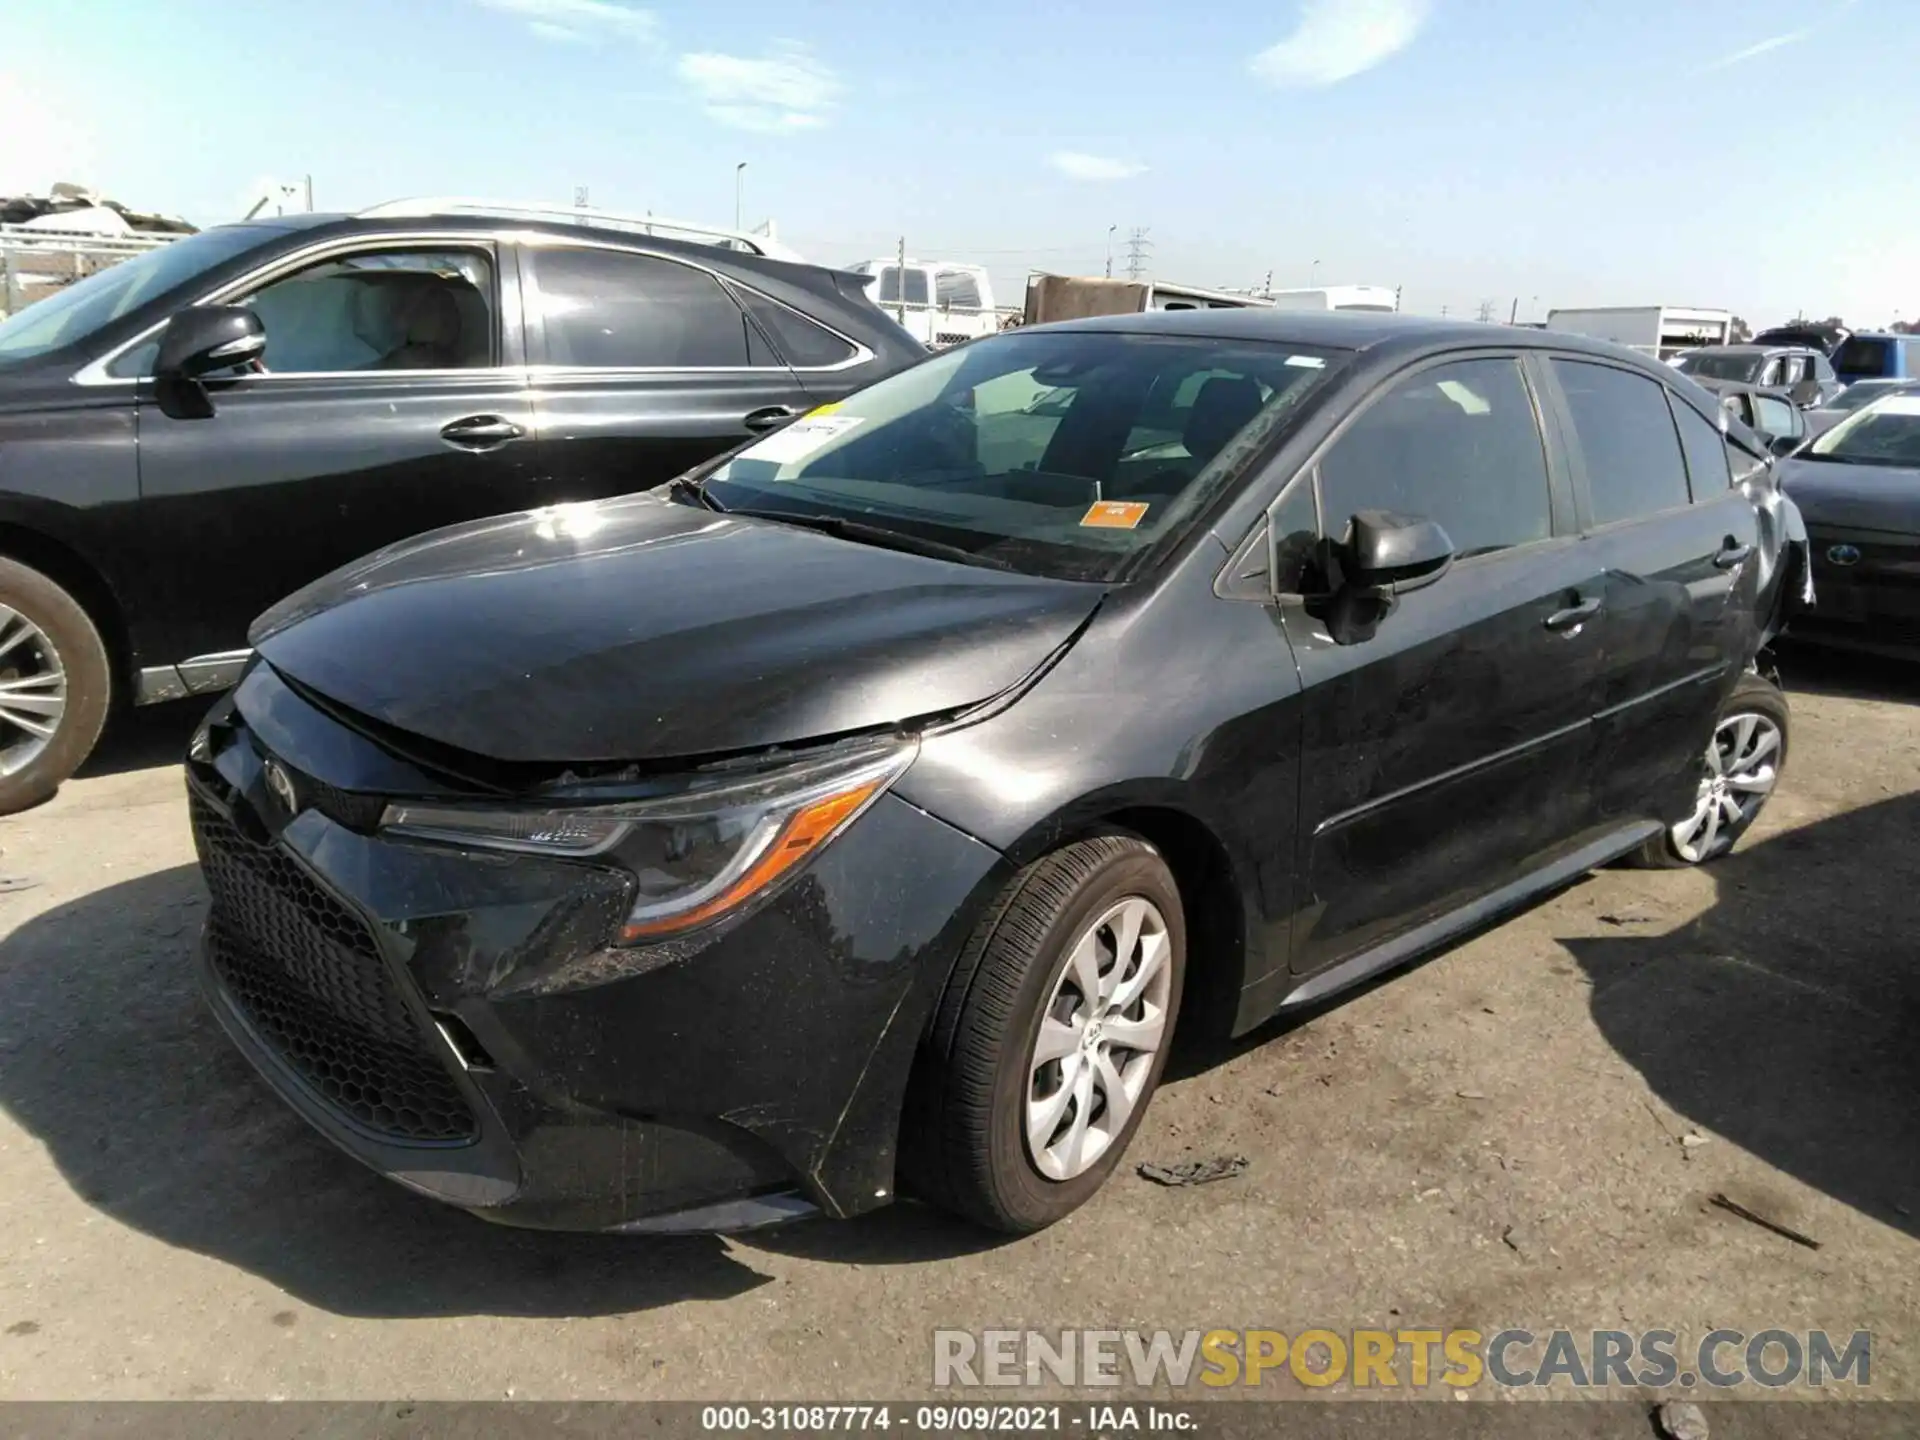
[1081,500,1150,529]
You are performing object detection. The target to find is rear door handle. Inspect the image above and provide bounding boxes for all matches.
[1544,597,1603,632]
[440,415,526,448]
[1715,543,1754,569]
[744,405,798,433]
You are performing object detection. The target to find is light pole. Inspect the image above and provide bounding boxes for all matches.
[1105,225,1117,279]
[1310,259,1322,287]
[735,163,747,231]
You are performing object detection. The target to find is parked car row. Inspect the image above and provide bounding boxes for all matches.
[0,205,926,810]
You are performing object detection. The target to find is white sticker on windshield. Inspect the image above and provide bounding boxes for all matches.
[1285,355,1326,368]
[1872,396,1920,415]
[744,414,865,466]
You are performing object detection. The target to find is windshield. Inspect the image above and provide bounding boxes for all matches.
[1827,380,1912,413]
[1805,394,1920,467]
[1832,336,1890,379]
[0,226,270,366]
[1676,350,1765,383]
[702,329,1347,582]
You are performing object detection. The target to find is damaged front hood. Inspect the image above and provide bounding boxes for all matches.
[251,493,1102,765]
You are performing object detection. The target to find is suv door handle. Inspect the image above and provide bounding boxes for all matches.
[1715,542,1754,569]
[743,405,798,433]
[440,415,526,448]
[1544,597,1603,632]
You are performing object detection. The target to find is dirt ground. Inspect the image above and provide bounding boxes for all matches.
[0,646,1914,1409]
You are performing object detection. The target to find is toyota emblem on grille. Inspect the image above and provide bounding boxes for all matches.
[1826,543,1862,567]
[263,759,300,816]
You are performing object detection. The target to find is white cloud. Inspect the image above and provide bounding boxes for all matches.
[475,0,656,44]
[1249,0,1431,88]
[677,43,841,132]
[1702,30,1807,70]
[1049,151,1147,182]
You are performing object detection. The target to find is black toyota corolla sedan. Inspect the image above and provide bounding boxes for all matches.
[186,312,1804,1235]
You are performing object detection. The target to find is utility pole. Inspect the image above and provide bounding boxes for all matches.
[1105,224,1117,279]
[1508,297,1519,326]
[574,186,589,213]
[304,174,313,212]
[1476,299,1497,324]
[735,163,747,231]
[895,236,908,324]
[1394,284,1403,312]
[1124,227,1152,282]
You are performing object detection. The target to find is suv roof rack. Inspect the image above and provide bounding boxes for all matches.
[357,197,805,263]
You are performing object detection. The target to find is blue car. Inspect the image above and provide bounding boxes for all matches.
[1833,331,1920,387]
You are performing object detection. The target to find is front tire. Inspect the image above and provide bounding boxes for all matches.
[1635,672,1788,868]
[904,835,1185,1234]
[0,558,111,815]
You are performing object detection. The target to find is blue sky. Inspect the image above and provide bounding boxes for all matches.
[3,0,1907,327]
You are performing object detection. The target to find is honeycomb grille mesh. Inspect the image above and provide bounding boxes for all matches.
[191,793,475,1144]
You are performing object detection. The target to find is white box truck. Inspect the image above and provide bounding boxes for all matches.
[1545,306,1733,361]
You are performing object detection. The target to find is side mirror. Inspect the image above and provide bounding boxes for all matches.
[1788,380,1821,409]
[1768,432,1801,457]
[156,305,265,381]
[1344,510,1455,594]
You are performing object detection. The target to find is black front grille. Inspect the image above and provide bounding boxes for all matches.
[191,793,475,1144]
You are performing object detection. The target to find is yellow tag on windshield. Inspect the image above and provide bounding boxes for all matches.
[806,402,843,417]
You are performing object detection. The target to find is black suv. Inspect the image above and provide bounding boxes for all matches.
[0,204,921,810]
[186,312,1806,1235]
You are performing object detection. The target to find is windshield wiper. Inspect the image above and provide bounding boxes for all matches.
[727,508,1014,571]
[668,475,728,511]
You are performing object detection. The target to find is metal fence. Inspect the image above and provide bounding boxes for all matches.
[0,224,182,318]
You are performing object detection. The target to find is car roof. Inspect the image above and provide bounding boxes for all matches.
[1025,307,1658,362]
[1689,344,1814,358]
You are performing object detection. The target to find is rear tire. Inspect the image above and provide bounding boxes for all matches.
[1632,672,1788,868]
[0,558,111,815]
[903,834,1185,1234]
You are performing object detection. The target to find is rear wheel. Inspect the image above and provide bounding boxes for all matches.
[903,835,1185,1234]
[1634,672,1788,868]
[0,558,111,814]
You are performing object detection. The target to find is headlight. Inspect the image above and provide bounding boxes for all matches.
[380,739,917,942]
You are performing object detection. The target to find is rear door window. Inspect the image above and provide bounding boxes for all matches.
[526,246,751,368]
[1671,399,1733,495]
[1316,357,1552,558]
[1551,359,1691,525]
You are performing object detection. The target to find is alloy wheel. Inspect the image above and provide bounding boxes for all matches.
[1670,710,1781,863]
[1025,895,1173,1181]
[0,604,67,779]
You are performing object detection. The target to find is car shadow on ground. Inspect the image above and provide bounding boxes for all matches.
[1767,639,1920,705]
[1562,790,1920,1243]
[0,864,781,1318]
[75,696,215,780]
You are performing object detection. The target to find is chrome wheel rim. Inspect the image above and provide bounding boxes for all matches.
[1671,710,1781,863]
[0,604,66,778]
[1025,896,1172,1182]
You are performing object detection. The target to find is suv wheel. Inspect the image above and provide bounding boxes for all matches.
[903,835,1185,1233]
[1635,673,1788,868]
[0,558,111,814]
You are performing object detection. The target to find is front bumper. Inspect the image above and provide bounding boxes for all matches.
[186,668,1003,1231]
[1789,525,1920,660]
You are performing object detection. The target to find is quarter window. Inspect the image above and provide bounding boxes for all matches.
[1671,399,1733,495]
[528,247,750,368]
[1551,360,1691,525]
[1316,358,1552,559]
[737,289,857,368]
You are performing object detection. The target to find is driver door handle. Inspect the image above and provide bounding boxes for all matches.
[1715,542,1754,569]
[744,405,798,433]
[440,415,526,448]
[1544,597,1603,632]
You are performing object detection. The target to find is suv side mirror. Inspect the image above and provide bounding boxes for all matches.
[1787,379,1821,409]
[1344,510,1455,594]
[156,305,265,381]
[1768,432,1801,457]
